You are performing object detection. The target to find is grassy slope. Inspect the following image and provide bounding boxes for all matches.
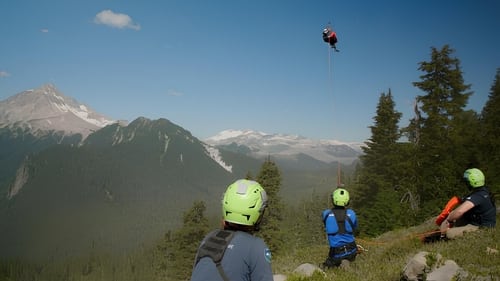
[274,216,500,281]
[0,216,497,281]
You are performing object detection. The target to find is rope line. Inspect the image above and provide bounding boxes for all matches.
[356,229,442,249]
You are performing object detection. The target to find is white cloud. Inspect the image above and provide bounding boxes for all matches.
[0,71,10,78]
[94,10,141,30]
[167,89,184,96]
[40,28,49,33]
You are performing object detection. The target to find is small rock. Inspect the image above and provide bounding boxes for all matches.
[486,247,498,255]
[273,274,287,281]
[293,263,323,277]
[427,260,467,281]
[402,251,431,281]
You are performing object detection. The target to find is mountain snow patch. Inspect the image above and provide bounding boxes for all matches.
[205,129,364,164]
[203,144,232,173]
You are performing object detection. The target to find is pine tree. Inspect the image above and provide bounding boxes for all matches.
[158,200,210,280]
[479,68,500,193]
[359,89,402,187]
[411,45,475,218]
[256,156,285,254]
[354,90,406,235]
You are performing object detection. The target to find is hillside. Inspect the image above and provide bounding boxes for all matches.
[0,117,259,260]
[273,217,500,280]
[1,214,497,280]
[0,83,354,261]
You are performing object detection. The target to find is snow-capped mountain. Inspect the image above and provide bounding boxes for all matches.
[0,84,118,138]
[205,129,364,164]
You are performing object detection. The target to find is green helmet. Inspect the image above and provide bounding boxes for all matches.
[463,168,485,188]
[332,188,350,207]
[222,179,268,226]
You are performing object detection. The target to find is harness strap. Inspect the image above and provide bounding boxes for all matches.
[216,262,230,281]
[323,208,355,235]
[330,241,357,255]
[195,230,235,281]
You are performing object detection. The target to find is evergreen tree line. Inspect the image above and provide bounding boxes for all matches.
[352,45,500,236]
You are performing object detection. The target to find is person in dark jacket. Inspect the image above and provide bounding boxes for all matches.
[322,27,339,52]
[440,168,497,239]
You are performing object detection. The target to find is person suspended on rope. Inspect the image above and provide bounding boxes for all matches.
[322,26,339,52]
[439,168,497,240]
[321,188,358,269]
[190,179,273,281]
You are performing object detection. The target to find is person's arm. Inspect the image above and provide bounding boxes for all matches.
[250,239,273,281]
[447,200,474,222]
[440,200,475,232]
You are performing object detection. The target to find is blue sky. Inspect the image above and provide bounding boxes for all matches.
[1,0,499,142]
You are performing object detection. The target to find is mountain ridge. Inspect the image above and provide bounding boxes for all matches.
[1,84,364,166]
[0,84,119,139]
[205,129,363,165]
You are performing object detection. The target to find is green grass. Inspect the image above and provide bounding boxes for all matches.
[273,217,500,281]
[1,216,498,281]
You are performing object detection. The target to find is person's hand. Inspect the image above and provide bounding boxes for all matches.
[439,219,450,234]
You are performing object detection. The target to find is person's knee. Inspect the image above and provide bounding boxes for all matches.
[323,257,340,268]
[446,225,479,239]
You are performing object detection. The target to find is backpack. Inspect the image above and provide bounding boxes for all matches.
[195,229,236,281]
[323,208,355,235]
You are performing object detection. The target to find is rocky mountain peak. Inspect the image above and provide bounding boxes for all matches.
[0,84,117,139]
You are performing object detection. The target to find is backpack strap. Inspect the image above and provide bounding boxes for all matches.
[323,208,355,235]
[332,208,347,234]
[195,230,235,281]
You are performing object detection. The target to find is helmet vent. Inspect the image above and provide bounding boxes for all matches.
[236,181,249,194]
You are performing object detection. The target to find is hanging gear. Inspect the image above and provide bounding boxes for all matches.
[322,26,339,52]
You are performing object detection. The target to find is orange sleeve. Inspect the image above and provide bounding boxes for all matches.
[435,196,462,225]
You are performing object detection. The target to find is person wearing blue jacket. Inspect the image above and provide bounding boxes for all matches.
[321,188,358,268]
[190,179,273,281]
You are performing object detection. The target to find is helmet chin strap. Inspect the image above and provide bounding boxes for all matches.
[253,224,261,232]
[253,209,266,231]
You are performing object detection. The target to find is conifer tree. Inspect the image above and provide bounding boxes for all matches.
[158,200,209,280]
[354,90,405,235]
[479,68,500,192]
[411,45,474,217]
[256,156,285,254]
